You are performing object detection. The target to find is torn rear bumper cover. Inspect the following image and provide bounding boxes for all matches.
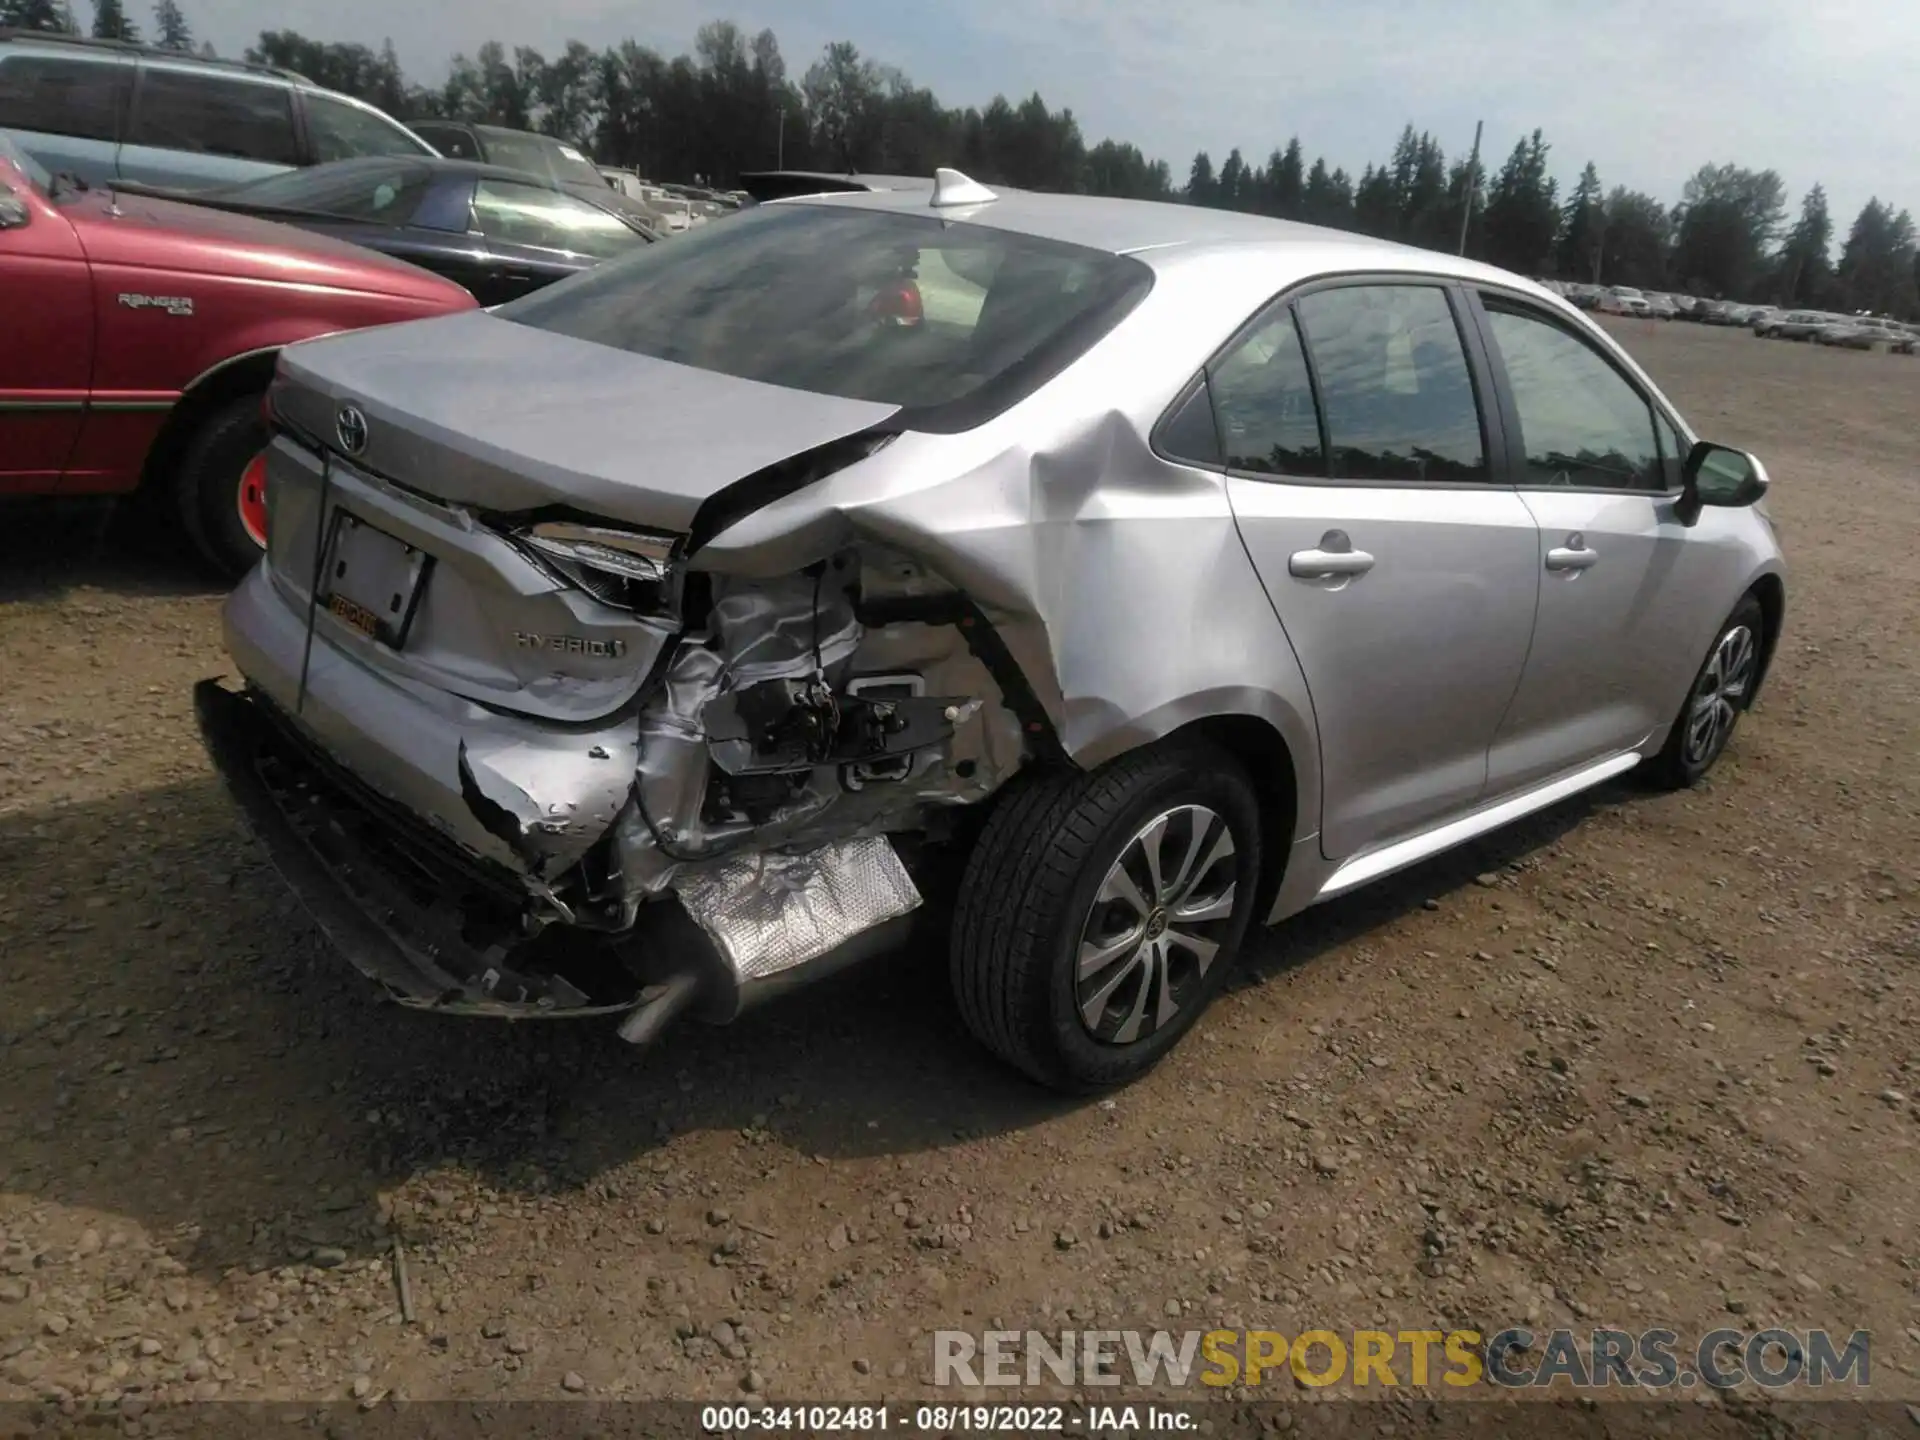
[193,677,648,1018]
[193,677,926,1029]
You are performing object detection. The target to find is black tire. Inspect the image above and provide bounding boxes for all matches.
[949,742,1263,1092]
[1647,594,1765,790]
[174,393,269,581]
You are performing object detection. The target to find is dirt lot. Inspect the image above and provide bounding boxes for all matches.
[2,319,1917,1421]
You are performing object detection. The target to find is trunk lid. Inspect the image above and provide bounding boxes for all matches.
[272,309,901,533]
[261,311,898,723]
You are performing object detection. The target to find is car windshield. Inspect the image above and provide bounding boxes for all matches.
[0,131,53,195]
[496,203,1153,429]
[217,158,430,221]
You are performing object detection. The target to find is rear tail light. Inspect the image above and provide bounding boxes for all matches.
[512,521,678,612]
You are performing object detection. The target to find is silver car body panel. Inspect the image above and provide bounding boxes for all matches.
[272,310,901,533]
[211,184,1786,1006]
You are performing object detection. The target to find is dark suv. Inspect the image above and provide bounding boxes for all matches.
[0,30,433,191]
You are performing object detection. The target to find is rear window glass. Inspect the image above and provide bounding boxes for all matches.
[223,158,430,222]
[130,69,298,166]
[0,55,126,141]
[496,203,1152,430]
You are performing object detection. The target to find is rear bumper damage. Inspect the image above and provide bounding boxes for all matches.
[201,532,1026,1040]
[194,676,930,1034]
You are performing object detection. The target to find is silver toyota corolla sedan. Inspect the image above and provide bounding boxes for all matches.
[196,169,1786,1092]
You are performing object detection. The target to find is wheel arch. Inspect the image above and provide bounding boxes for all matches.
[1746,569,1787,705]
[138,348,280,497]
[1164,712,1302,924]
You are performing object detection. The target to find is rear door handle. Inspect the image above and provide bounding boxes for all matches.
[1545,534,1599,571]
[1289,547,1376,578]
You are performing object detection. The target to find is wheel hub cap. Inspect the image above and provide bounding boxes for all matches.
[1075,804,1238,1047]
[1684,623,1756,767]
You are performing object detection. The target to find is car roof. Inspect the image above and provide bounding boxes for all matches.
[779,184,1558,293]
[0,30,413,124]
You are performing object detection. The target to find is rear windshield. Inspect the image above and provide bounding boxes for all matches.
[494,202,1153,430]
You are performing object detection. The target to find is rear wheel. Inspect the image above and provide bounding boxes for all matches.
[1647,595,1765,789]
[174,394,271,581]
[949,742,1262,1092]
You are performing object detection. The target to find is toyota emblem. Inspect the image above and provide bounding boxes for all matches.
[335,404,369,456]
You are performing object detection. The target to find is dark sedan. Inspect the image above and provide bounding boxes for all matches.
[114,156,654,305]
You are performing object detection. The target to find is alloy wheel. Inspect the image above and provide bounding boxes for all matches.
[1684,623,1756,768]
[236,451,270,550]
[1075,804,1237,1046]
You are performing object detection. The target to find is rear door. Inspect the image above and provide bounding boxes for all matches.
[1189,278,1542,860]
[0,50,131,186]
[120,64,300,189]
[1466,289,1737,791]
[0,176,93,491]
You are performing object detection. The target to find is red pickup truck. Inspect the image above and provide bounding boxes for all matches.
[0,131,475,577]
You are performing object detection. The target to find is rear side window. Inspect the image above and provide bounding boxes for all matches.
[1206,305,1325,476]
[411,122,479,160]
[0,55,127,141]
[1295,285,1486,483]
[496,204,1154,431]
[130,69,298,166]
[471,178,643,260]
[303,92,431,162]
[1480,301,1662,490]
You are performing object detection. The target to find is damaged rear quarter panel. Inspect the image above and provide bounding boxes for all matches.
[689,249,1323,845]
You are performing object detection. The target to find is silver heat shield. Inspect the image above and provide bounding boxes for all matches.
[673,835,922,981]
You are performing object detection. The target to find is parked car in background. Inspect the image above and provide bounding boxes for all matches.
[0,30,433,192]
[0,130,473,576]
[1757,310,1829,340]
[599,168,696,233]
[1561,283,1602,310]
[196,170,1784,1092]
[116,155,655,305]
[1597,286,1650,316]
[406,120,659,236]
[1645,293,1677,320]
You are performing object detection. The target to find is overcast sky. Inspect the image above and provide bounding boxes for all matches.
[185,0,1918,235]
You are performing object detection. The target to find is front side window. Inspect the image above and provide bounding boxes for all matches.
[0,55,126,141]
[470,178,644,260]
[496,204,1153,429]
[130,69,298,166]
[303,92,431,162]
[1294,284,1486,483]
[1481,300,1662,490]
[1205,305,1324,476]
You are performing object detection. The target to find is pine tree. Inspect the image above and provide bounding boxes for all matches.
[0,0,77,32]
[90,0,138,41]
[1557,162,1605,282]
[152,0,191,50]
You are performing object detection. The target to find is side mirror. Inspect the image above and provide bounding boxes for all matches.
[0,187,29,231]
[1675,441,1769,526]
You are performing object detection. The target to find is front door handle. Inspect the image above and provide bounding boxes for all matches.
[1289,547,1376,579]
[1545,533,1599,571]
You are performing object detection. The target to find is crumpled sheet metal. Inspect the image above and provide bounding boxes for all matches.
[673,835,921,981]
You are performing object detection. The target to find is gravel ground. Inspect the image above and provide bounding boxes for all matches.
[1,319,1917,1422]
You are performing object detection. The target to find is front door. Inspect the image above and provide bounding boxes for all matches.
[0,177,92,492]
[1201,280,1541,859]
[1469,292,1744,791]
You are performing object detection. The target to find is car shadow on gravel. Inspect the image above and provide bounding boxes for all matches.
[0,498,221,603]
[0,772,1630,1279]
